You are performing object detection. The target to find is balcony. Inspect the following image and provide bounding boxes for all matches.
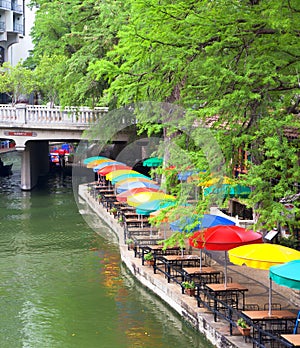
[0,0,10,10]
[13,22,23,34]
[12,2,23,14]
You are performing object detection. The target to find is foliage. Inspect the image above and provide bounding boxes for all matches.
[27,0,300,230]
[0,62,37,104]
[28,0,130,107]
[278,235,299,249]
[144,252,154,261]
[237,318,249,329]
[181,280,195,289]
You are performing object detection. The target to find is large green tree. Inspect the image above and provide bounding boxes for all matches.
[28,0,300,230]
[89,0,300,230]
[28,0,129,107]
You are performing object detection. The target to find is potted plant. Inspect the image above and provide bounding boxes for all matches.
[144,252,155,266]
[126,238,134,250]
[109,207,118,216]
[237,318,250,336]
[182,281,196,296]
[118,216,124,226]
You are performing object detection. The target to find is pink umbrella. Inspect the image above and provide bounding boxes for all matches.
[189,225,263,287]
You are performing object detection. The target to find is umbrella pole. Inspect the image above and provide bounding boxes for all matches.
[269,278,272,316]
[225,251,227,288]
[200,249,202,271]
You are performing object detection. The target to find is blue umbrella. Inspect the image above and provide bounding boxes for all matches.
[136,200,176,216]
[177,171,198,181]
[83,156,107,164]
[112,173,152,185]
[170,214,236,233]
[116,181,160,194]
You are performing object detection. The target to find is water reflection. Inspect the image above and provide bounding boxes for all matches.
[0,152,213,348]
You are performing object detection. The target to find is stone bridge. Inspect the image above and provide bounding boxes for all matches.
[0,104,134,190]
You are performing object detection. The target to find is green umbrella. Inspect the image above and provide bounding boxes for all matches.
[143,157,163,167]
[204,183,251,198]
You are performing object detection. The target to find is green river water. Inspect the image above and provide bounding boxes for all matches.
[0,152,213,348]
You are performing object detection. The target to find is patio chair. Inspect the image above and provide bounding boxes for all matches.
[263,303,281,311]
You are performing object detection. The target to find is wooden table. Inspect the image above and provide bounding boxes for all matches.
[242,310,297,344]
[281,334,300,347]
[182,266,220,286]
[206,282,248,321]
[140,244,183,265]
[155,254,201,281]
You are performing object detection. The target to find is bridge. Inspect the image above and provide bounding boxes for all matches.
[0,104,133,190]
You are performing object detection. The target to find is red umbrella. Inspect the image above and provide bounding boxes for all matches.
[97,165,132,176]
[116,187,161,202]
[189,225,263,286]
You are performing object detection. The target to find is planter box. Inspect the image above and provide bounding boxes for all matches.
[238,326,250,336]
[185,288,196,297]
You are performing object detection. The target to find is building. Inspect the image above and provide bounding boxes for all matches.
[0,0,35,66]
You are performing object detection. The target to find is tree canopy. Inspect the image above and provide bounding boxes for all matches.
[27,0,300,231]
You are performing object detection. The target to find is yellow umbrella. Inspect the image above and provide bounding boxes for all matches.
[228,243,300,270]
[228,243,300,315]
[105,169,139,181]
[115,177,157,187]
[127,191,176,207]
[200,176,232,187]
[86,158,115,168]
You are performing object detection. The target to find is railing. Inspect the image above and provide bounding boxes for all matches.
[0,104,109,128]
[0,0,11,10]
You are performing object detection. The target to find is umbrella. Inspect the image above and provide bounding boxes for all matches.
[86,158,115,168]
[83,156,107,164]
[203,184,251,198]
[189,226,263,285]
[200,176,233,187]
[127,191,176,207]
[177,171,199,182]
[143,157,163,167]
[135,199,176,215]
[97,165,132,176]
[115,176,157,187]
[270,260,300,291]
[228,244,300,315]
[170,214,235,233]
[93,161,125,172]
[116,181,161,194]
[111,173,152,185]
[116,187,161,203]
[106,169,139,181]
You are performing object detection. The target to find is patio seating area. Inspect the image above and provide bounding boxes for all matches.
[83,157,300,348]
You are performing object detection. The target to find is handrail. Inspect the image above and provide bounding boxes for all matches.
[0,104,108,127]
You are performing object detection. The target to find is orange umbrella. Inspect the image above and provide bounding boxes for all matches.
[116,187,161,202]
[98,165,132,176]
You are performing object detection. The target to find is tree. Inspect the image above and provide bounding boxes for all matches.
[0,62,37,104]
[28,0,129,107]
[89,0,300,230]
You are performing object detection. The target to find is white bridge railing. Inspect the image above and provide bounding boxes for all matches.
[0,104,108,128]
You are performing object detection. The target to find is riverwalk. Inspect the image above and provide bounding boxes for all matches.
[78,183,299,348]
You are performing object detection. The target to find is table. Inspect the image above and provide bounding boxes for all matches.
[281,334,300,347]
[206,283,248,321]
[154,254,201,282]
[125,218,149,228]
[242,310,297,344]
[182,266,220,286]
[140,244,183,265]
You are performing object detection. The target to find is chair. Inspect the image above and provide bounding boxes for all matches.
[244,303,260,311]
[263,303,281,311]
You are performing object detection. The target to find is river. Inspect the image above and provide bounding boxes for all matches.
[0,152,213,348]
